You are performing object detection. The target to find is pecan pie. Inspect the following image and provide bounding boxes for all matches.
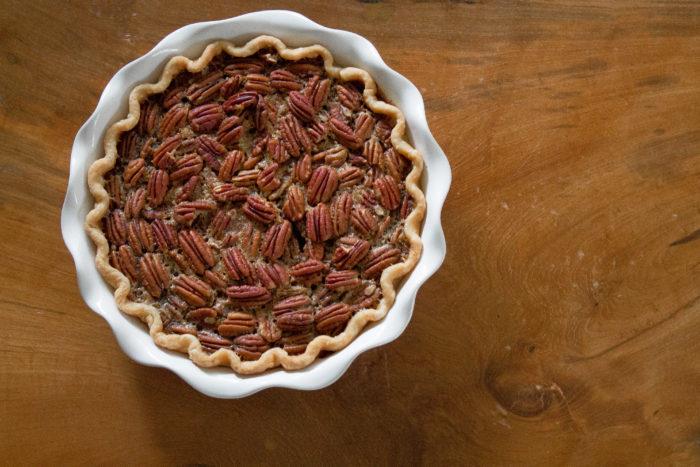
[85,36,425,374]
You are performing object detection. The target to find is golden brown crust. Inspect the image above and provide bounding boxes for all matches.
[85,35,425,374]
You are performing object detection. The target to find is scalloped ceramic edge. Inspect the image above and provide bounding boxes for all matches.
[61,10,451,398]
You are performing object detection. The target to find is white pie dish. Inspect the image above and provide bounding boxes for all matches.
[61,10,450,398]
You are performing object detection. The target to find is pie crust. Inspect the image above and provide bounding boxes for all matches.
[85,36,425,374]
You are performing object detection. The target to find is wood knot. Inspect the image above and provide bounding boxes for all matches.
[484,343,555,417]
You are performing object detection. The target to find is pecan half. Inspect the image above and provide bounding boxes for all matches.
[138,100,160,136]
[376,215,392,238]
[216,115,244,146]
[173,275,213,307]
[383,147,407,182]
[198,332,233,352]
[105,175,122,208]
[270,69,302,91]
[316,303,353,335]
[354,112,375,142]
[123,158,146,186]
[306,203,333,243]
[293,154,312,184]
[400,194,413,219]
[124,188,146,219]
[244,73,272,94]
[152,134,181,169]
[225,58,264,76]
[331,193,352,237]
[261,220,292,260]
[186,70,224,105]
[279,332,315,355]
[210,210,232,239]
[364,246,401,278]
[307,166,339,205]
[325,269,361,291]
[219,75,242,99]
[189,103,223,133]
[336,83,363,111]
[127,218,155,255]
[332,236,370,269]
[111,244,138,281]
[287,61,323,76]
[374,175,401,210]
[280,115,312,157]
[139,253,170,298]
[329,117,362,150]
[267,139,289,164]
[277,309,313,332]
[185,307,218,322]
[363,138,383,166]
[118,130,137,160]
[238,223,263,258]
[167,322,197,335]
[218,311,256,337]
[222,247,255,283]
[203,269,227,290]
[289,259,327,284]
[167,294,189,315]
[305,75,330,110]
[351,205,378,236]
[178,230,216,275]
[282,185,306,222]
[223,90,258,114]
[234,334,270,360]
[375,117,394,144]
[258,318,282,343]
[219,150,245,182]
[151,218,178,252]
[338,166,363,188]
[243,195,277,224]
[196,135,226,171]
[162,85,186,109]
[105,209,127,245]
[257,263,289,289]
[176,175,200,202]
[315,286,333,307]
[170,153,203,182]
[256,163,281,192]
[253,94,268,131]
[157,103,187,139]
[173,200,216,226]
[244,155,263,171]
[288,91,314,122]
[226,285,272,306]
[308,121,328,142]
[314,145,348,167]
[212,183,248,203]
[273,294,312,315]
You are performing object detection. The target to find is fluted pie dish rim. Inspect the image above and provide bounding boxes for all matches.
[61,10,450,398]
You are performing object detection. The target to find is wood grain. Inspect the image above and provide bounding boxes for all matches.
[1,0,699,464]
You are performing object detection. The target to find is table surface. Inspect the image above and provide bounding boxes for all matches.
[2,1,699,464]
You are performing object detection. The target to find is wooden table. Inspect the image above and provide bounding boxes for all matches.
[2,1,699,464]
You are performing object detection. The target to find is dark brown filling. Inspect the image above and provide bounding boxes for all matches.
[103,49,414,360]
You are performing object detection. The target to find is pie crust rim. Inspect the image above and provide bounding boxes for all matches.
[84,35,426,374]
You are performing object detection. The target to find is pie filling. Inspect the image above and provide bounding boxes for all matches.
[95,39,422,368]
